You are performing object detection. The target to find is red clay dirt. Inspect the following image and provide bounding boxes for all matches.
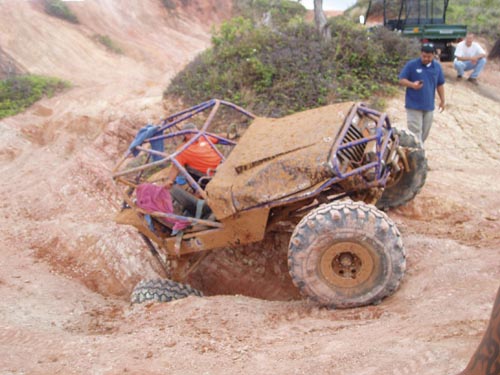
[0,1,499,374]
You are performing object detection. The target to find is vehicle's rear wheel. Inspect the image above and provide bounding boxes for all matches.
[130,278,203,304]
[288,200,406,309]
[441,45,456,62]
[377,128,427,210]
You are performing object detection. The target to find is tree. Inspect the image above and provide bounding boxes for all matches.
[314,0,331,40]
[489,39,500,59]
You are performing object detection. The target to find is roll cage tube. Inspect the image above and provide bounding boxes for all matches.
[327,103,394,184]
[112,99,255,224]
[252,103,396,210]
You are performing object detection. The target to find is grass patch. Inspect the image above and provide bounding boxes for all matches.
[161,0,177,10]
[44,0,79,24]
[0,75,71,119]
[95,34,124,54]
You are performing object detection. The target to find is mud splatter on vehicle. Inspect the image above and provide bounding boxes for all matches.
[113,99,427,308]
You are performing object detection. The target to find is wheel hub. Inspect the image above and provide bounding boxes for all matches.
[386,151,409,189]
[319,241,374,287]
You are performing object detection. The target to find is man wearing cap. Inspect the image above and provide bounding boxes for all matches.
[453,33,487,84]
[398,42,445,144]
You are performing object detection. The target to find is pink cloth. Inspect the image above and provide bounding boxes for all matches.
[135,183,189,232]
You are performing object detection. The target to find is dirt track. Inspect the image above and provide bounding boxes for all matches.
[0,2,499,374]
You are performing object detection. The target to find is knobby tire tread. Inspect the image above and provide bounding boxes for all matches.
[377,128,427,210]
[288,200,406,309]
[131,278,203,304]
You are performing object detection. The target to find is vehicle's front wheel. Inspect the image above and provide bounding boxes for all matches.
[377,128,427,210]
[130,278,203,304]
[288,200,406,309]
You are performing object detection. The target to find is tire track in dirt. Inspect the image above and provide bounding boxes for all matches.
[439,65,500,162]
[447,105,500,162]
[0,326,74,374]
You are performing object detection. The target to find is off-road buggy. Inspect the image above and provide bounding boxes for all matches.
[112,99,426,308]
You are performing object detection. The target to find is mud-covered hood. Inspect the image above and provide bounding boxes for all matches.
[206,102,355,219]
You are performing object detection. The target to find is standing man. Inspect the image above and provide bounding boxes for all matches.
[399,42,445,144]
[453,33,487,84]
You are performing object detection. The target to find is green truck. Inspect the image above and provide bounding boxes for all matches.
[366,0,467,61]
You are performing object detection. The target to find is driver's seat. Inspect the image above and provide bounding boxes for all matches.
[170,185,211,219]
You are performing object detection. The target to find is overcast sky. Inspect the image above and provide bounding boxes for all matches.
[297,0,357,11]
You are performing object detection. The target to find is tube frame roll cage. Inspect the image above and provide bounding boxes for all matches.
[262,103,398,210]
[112,99,397,231]
[112,99,254,229]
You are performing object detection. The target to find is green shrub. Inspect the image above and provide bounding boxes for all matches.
[95,34,124,54]
[0,75,70,119]
[161,0,176,10]
[165,8,418,117]
[447,0,500,39]
[44,0,79,24]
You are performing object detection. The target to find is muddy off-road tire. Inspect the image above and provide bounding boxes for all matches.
[377,128,427,210]
[288,200,406,309]
[130,278,203,304]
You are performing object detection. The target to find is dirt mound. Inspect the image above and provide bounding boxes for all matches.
[0,2,499,374]
[0,0,233,298]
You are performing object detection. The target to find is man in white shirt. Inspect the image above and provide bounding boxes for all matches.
[453,33,487,84]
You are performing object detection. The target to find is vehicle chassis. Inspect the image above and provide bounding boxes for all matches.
[112,99,404,281]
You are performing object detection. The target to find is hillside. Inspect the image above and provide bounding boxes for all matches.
[0,1,499,374]
[0,0,233,297]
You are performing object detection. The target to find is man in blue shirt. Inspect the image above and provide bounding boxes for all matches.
[399,43,446,144]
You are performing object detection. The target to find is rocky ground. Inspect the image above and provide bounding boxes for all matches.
[0,1,499,374]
